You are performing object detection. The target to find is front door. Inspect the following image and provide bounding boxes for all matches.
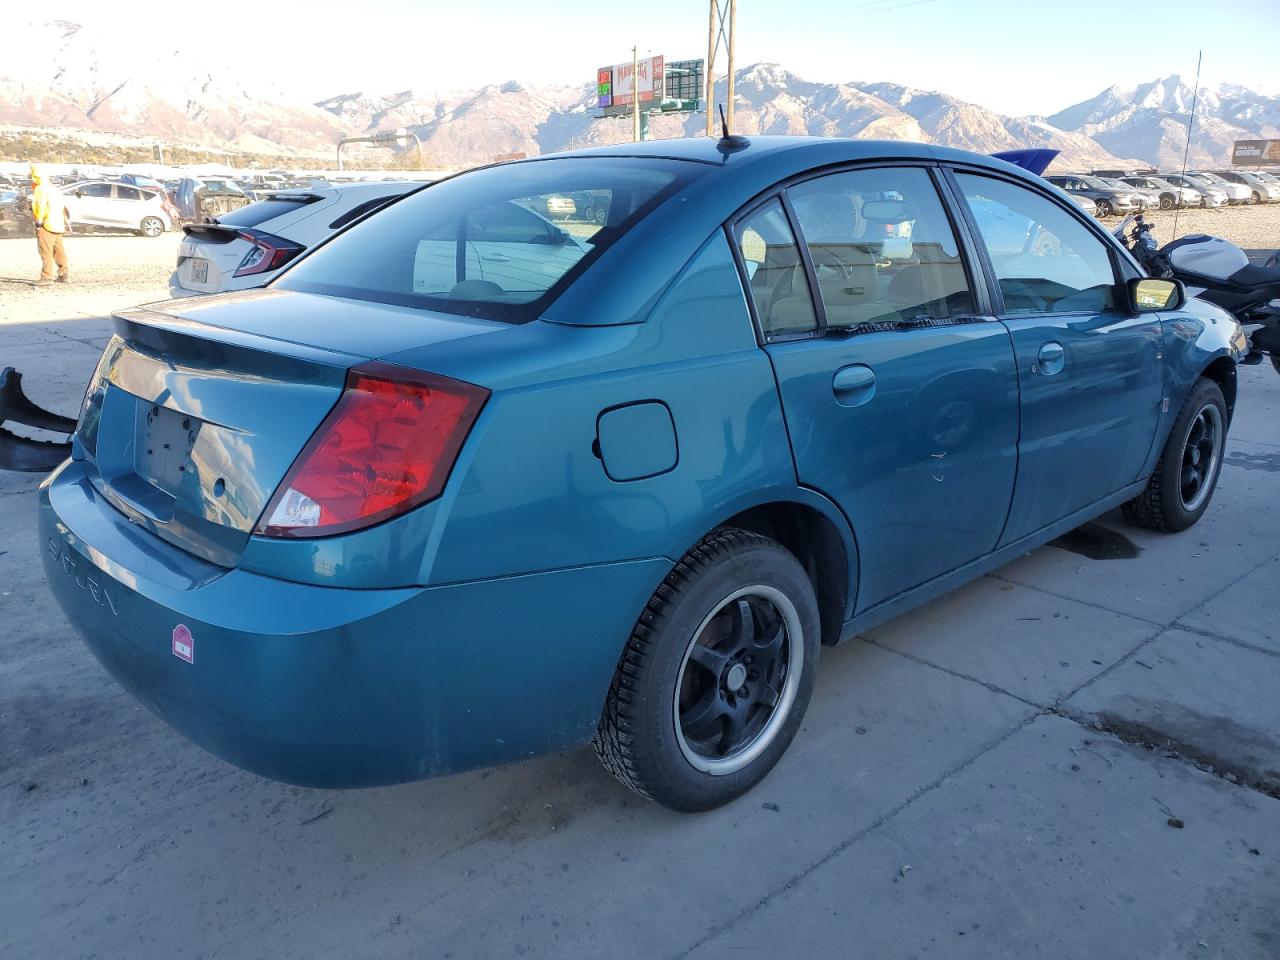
[73,182,114,226]
[953,172,1164,544]
[735,166,1020,613]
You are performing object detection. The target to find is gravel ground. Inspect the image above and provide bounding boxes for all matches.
[0,233,179,329]
[1107,202,1280,250]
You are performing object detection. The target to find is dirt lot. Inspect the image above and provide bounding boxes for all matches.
[2,207,1280,959]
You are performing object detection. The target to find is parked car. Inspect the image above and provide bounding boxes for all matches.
[118,174,181,222]
[1159,173,1230,208]
[1183,171,1250,204]
[0,188,32,235]
[1095,176,1160,211]
[1089,168,1157,179]
[1119,175,1200,210]
[1208,169,1280,204]
[1067,193,1097,216]
[170,181,426,297]
[63,180,173,236]
[540,194,577,219]
[1043,174,1141,217]
[175,177,251,222]
[41,137,1244,812]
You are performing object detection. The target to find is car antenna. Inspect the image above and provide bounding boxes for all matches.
[716,104,750,153]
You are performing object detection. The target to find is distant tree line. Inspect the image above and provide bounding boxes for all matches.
[0,131,435,171]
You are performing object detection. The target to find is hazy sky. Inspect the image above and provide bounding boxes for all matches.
[48,0,1280,115]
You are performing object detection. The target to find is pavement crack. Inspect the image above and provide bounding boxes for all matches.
[667,710,1043,960]
[985,573,1166,628]
[860,636,1045,710]
[1171,623,1280,659]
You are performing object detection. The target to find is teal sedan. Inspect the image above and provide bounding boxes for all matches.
[40,137,1244,811]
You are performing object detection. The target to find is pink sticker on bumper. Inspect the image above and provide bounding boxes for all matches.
[172,624,194,664]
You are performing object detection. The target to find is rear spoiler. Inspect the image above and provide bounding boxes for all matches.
[990,148,1060,176]
[183,193,324,241]
[182,222,242,243]
[0,367,76,472]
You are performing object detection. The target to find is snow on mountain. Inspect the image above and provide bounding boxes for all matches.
[3,20,1277,170]
[1048,75,1280,168]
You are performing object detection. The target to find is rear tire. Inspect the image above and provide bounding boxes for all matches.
[138,217,164,238]
[1123,378,1227,533]
[593,528,820,812]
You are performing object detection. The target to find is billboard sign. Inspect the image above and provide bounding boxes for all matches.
[597,55,664,108]
[1232,139,1280,166]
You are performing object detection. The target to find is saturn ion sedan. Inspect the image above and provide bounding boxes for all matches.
[41,137,1245,811]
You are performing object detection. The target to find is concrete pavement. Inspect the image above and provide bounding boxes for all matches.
[2,307,1277,959]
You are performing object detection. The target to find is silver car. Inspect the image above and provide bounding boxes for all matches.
[1209,169,1280,204]
[1183,171,1250,204]
[1159,174,1230,208]
[1120,175,1202,210]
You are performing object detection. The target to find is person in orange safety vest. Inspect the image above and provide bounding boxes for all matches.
[29,163,70,286]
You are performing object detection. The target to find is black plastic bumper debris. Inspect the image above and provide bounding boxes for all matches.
[0,367,76,472]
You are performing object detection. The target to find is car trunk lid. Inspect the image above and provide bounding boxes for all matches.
[80,291,504,566]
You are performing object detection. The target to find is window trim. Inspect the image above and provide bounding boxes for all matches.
[942,164,1143,321]
[725,160,992,344]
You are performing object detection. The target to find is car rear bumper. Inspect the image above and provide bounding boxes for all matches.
[40,459,668,788]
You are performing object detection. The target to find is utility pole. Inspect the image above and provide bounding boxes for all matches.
[705,0,736,136]
[726,0,736,135]
[632,46,641,143]
[705,1,717,136]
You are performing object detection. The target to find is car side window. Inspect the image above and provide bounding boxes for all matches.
[956,173,1117,316]
[116,186,142,202]
[80,183,112,198]
[733,199,818,339]
[787,167,974,327]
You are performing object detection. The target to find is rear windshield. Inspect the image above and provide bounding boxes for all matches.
[218,195,321,228]
[274,157,701,323]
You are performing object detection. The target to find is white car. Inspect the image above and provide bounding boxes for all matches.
[63,181,173,236]
[169,181,426,297]
[1184,171,1250,205]
[1159,173,1230,208]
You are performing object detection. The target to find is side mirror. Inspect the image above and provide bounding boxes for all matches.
[1128,276,1184,313]
[74,190,84,198]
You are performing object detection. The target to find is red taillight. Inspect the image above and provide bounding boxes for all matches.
[256,363,488,538]
[233,229,305,277]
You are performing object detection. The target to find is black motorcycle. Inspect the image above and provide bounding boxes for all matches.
[1116,214,1280,373]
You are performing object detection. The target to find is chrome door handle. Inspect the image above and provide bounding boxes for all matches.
[832,364,876,407]
[1036,341,1066,376]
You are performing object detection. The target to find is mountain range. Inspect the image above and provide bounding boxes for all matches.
[4,20,1278,171]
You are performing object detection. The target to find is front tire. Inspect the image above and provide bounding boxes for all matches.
[138,216,164,237]
[594,528,820,812]
[1160,194,1174,210]
[1123,378,1227,532]
[1095,198,1113,217]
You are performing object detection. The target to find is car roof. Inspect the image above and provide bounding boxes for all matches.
[525,135,1044,187]
[327,180,429,195]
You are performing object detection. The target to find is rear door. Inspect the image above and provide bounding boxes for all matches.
[951,170,1163,544]
[741,165,1020,613]
[111,185,144,227]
